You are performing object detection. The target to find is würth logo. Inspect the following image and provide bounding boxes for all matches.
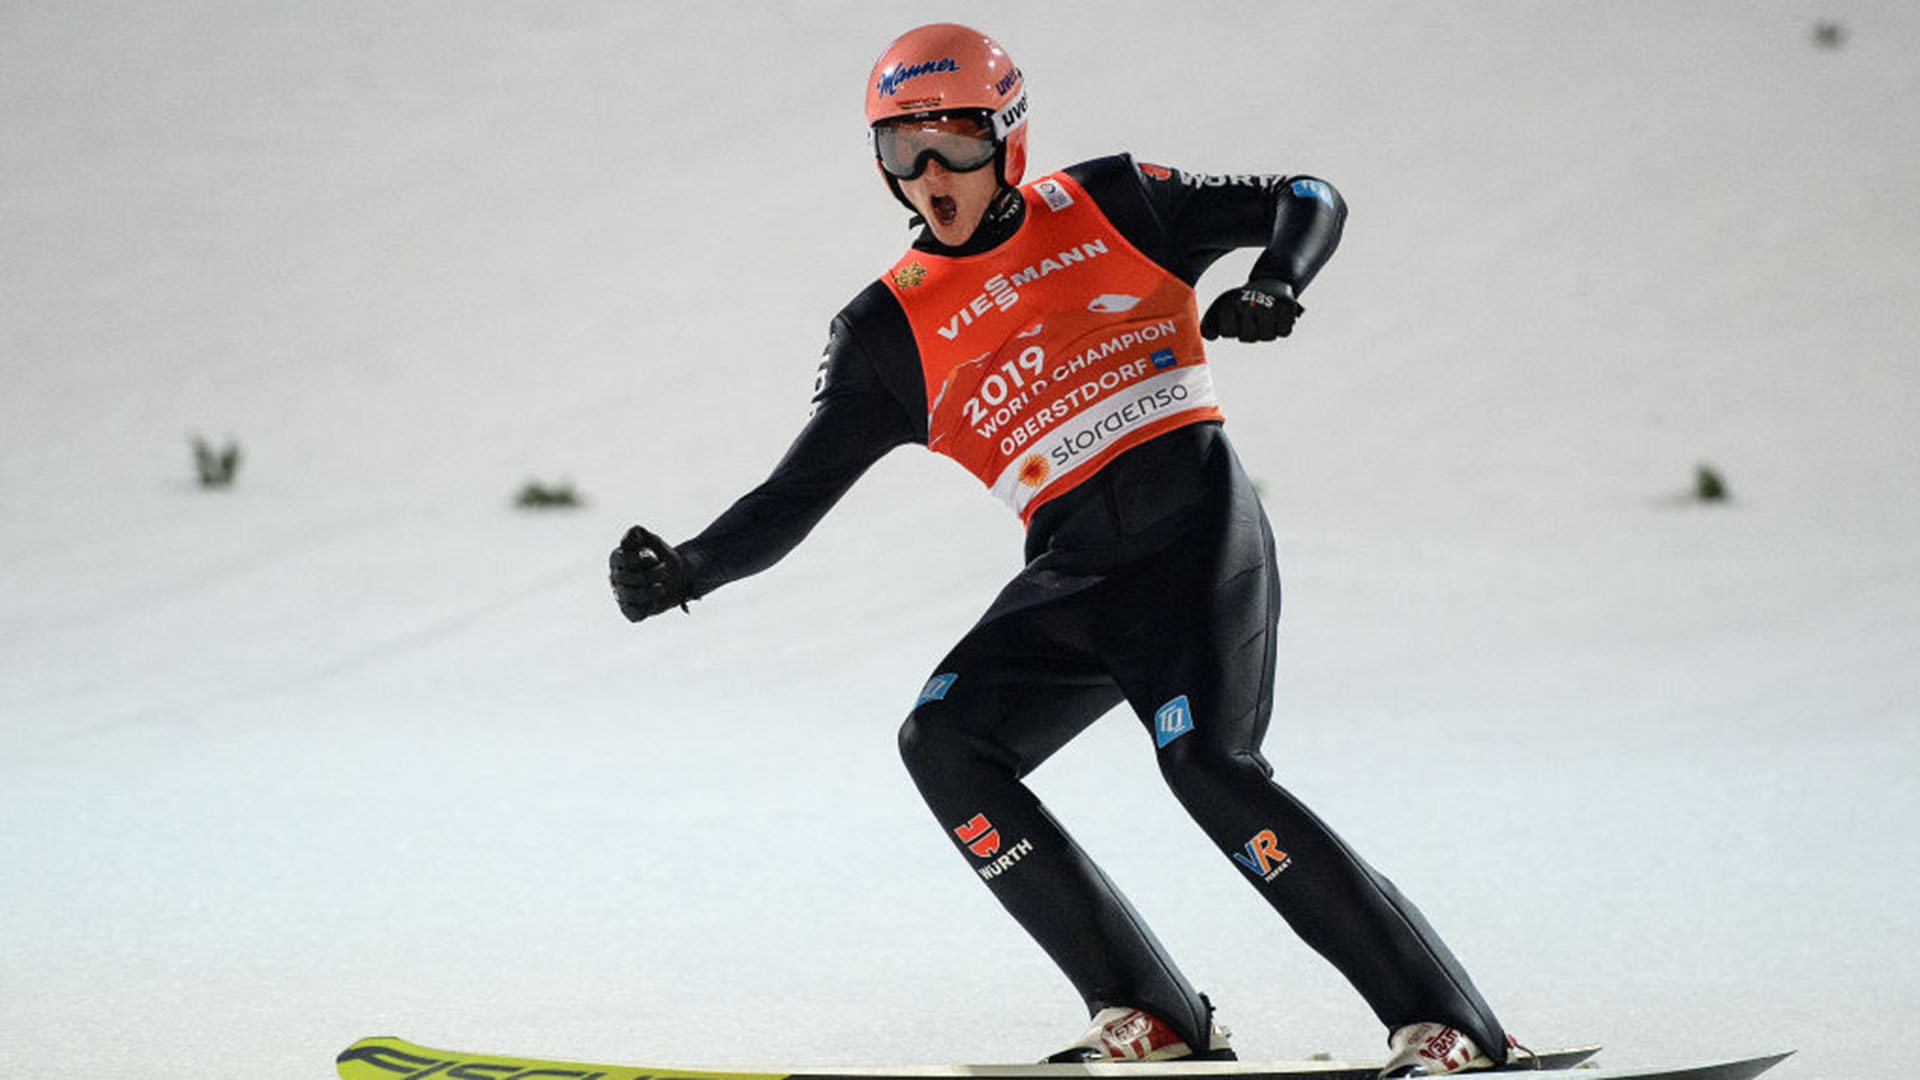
[954,813,1000,858]
[955,813,1036,881]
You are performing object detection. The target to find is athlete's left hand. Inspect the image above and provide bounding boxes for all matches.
[1201,279,1302,342]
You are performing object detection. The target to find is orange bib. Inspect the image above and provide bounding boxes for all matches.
[883,172,1223,524]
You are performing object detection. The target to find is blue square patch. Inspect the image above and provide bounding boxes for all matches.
[1154,695,1194,748]
[915,673,958,708]
[1289,178,1335,205]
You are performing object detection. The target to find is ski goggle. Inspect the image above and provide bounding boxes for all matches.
[870,111,999,180]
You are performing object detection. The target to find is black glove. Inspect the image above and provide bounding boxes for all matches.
[609,525,692,623]
[1200,278,1303,342]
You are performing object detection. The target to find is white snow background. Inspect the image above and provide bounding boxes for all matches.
[3,3,1915,1078]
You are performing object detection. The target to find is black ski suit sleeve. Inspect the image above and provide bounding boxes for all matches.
[1063,154,1347,293]
[675,285,925,599]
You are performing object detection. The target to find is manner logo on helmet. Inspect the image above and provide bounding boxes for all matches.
[876,57,960,98]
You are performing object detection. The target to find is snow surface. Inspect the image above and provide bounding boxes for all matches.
[3,3,1916,1078]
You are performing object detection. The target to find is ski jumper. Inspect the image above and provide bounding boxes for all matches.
[674,156,1508,1062]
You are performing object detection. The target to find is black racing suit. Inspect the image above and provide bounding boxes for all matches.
[673,154,1508,1061]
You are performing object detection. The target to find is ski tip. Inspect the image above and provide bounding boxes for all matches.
[337,1036,432,1078]
[1744,1050,1797,1074]
[1637,1050,1796,1080]
[336,1035,398,1059]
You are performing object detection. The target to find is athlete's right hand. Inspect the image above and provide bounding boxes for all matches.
[610,525,692,623]
[1201,278,1303,342]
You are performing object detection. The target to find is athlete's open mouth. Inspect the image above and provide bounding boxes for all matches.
[930,194,958,226]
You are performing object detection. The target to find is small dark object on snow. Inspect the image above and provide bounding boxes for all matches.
[1695,464,1730,503]
[515,480,584,509]
[1812,21,1846,49]
[192,435,241,489]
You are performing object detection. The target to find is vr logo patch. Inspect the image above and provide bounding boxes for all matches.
[1233,828,1292,881]
[1154,695,1194,748]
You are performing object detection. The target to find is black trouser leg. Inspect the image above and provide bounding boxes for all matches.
[1160,744,1510,1063]
[1100,476,1510,1063]
[898,608,1217,1051]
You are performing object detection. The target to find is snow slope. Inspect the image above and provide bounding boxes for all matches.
[3,3,1915,1078]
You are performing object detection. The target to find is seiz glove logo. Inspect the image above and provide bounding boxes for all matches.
[1200,278,1302,343]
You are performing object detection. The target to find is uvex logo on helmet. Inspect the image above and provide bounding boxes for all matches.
[995,93,1028,135]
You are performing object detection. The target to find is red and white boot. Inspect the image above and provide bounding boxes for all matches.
[1379,1023,1493,1077]
[1045,1005,1236,1063]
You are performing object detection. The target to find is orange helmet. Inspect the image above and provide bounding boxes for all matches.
[865,23,1029,192]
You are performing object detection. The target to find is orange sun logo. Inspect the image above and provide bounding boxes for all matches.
[1017,454,1050,488]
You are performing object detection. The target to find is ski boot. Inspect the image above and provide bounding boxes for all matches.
[1045,1005,1235,1063]
[1379,1023,1495,1077]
